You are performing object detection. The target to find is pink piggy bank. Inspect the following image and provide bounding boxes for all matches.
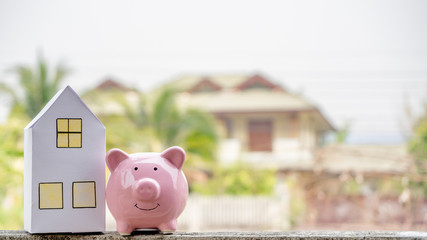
[106,146,188,235]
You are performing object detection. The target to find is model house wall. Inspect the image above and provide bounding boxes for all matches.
[24,86,105,233]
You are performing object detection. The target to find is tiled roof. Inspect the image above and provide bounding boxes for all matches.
[166,74,249,92]
[95,79,133,92]
[170,73,334,131]
[178,89,313,113]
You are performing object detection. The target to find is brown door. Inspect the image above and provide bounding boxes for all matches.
[248,120,273,152]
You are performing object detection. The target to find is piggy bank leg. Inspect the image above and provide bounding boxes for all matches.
[158,219,177,233]
[117,221,134,236]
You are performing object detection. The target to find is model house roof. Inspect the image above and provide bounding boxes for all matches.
[170,74,334,131]
[25,85,104,129]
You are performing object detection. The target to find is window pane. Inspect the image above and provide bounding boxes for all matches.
[69,133,81,148]
[39,182,63,209]
[57,119,68,132]
[69,119,82,132]
[56,118,83,148]
[248,120,273,151]
[57,133,69,148]
[73,181,96,208]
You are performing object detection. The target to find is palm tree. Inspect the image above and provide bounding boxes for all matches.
[122,88,218,167]
[0,55,69,118]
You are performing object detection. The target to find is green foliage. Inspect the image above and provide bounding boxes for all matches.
[377,177,405,196]
[117,88,219,167]
[340,177,404,197]
[286,176,306,227]
[334,121,351,143]
[0,55,69,118]
[102,115,144,153]
[191,162,276,195]
[408,104,427,196]
[409,180,427,197]
[342,179,362,196]
[81,88,147,153]
[0,115,28,229]
[409,104,427,175]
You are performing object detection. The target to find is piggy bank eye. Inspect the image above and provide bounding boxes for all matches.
[134,167,138,171]
[154,167,158,171]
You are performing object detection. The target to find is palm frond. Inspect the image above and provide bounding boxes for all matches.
[7,56,70,118]
[0,82,19,104]
[51,64,70,96]
[152,88,181,146]
[37,56,49,103]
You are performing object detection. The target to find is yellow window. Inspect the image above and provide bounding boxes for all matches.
[39,182,63,209]
[69,133,82,148]
[72,181,96,208]
[57,133,69,148]
[57,119,69,132]
[56,118,82,148]
[69,119,82,132]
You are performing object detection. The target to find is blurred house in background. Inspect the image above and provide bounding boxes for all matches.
[88,76,424,231]
[165,74,423,230]
[168,74,334,169]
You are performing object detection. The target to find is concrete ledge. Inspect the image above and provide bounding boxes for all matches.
[1,231,426,240]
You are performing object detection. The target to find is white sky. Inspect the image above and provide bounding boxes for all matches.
[0,0,426,144]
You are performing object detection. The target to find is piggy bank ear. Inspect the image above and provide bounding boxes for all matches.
[161,146,186,169]
[106,148,129,171]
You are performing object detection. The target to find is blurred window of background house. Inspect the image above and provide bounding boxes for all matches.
[0,0,426,231]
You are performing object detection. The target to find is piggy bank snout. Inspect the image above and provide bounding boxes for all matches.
[133,178,161,201]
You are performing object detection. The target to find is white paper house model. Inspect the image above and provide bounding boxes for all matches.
[24,86,106,233]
